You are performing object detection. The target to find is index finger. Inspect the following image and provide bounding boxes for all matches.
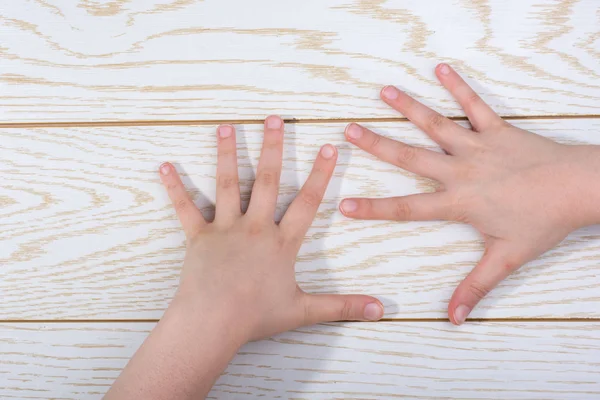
[280,144,337,245]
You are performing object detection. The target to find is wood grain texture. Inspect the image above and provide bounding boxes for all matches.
[1,322,599,399]
[1,0,599,122]
[2,119,600,319]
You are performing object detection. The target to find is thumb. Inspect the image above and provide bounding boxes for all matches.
[448,241,523,325]
[302,294,384,325]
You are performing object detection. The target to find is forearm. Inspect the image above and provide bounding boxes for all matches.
[105,294,245,400]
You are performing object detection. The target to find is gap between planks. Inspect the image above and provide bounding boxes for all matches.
[3,318,600,324]
[1,114,600,129]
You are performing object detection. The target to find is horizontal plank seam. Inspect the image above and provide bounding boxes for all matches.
[3,318,600,324]
[1,114,600,129]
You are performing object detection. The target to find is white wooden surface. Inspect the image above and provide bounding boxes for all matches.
[1,0,599,122]
[2,1,600,398]
[1,322,599,399]
[2,119,600,319]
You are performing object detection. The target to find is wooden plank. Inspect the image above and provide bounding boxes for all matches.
[1,321,599,399]
[1,0,599,122]
[2,119,600,319]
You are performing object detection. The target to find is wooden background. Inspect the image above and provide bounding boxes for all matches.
[1,1,599,399]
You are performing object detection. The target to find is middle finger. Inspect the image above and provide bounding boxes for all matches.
[246,115,285,221]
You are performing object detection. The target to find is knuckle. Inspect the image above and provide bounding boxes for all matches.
[340,299,354,321]
[300,190,321,208]
[464,92,482,109]
[264,143,279,151]
[218,175,237,189]
[188,231,208,247]
[396,145,418,166]
[393,200,412,220]
[501,257,519,273]
[174,198,189,213]
[502,262,514,273]
[257,169,279,186]
[427,113,445,130]
[218,148,235,157]
[369,134,382,151]
[166,182,180,191]
[449,206,468,223]
[276,235,286,251]
[449,192,471,223]
[464,135,483,151]
[263,139,283,151]
[403,96,417,111]
[456,165,478,181]
[187,236,201,249]
[467,281,490,301]
[451,209,468,223]
[246,221,266,237]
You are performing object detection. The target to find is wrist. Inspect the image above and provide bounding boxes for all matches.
[167,288,251,347]
[562,144,600,229]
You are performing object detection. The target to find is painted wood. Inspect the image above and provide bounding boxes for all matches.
[1,322,599,399]
[1,0,599,122]
[2,119,600,319]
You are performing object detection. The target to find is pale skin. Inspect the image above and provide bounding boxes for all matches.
[105,116,384,400]
[107,65,600,398]
[341,63,600,325]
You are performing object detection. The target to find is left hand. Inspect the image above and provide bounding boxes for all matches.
[340,64,596,325]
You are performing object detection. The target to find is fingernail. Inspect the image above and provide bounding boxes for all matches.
[320,144,335,159]
[218,125,233,138]
[346,123,363,140]
[382,85,399,100]
[363,303,384,321]
[341,199,358,213]
[159,163,171,175]
[266,115,282,129]
[454,305,471,325]
[438,63,451,75]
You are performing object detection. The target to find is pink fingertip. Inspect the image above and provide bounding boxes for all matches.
[381,85,400,100]
[341,199,358,213]
[320,144,336,159]
[438,63,451,75]
[159,163,171,175]
[346,123,363,140]
[364,303,384,321]
[454,305,471,325]
[218,125,233,138]
[266,115,282,129]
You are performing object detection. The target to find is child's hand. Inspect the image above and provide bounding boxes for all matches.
[107,117,384,399]
[160,116,384,343]
[341,64,600,325]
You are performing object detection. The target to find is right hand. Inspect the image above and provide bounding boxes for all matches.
[160,116,384,343]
